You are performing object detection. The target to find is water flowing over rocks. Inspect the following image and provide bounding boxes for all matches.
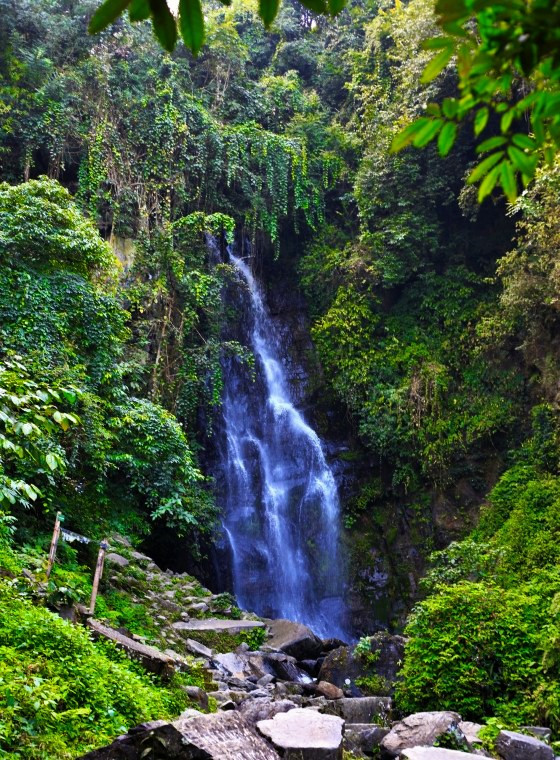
[215,246,348,639]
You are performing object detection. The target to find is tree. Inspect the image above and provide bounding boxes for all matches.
[392,0,560,203]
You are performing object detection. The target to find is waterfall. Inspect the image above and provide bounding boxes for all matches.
[217,244,348,640]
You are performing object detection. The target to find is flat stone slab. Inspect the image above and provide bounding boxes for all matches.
[401,749,484,759]
[172,618,265,634]
[258,707,344,759]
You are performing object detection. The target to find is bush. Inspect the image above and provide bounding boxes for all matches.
[0,577,196,758]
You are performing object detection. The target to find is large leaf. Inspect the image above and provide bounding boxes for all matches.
[478,162,502,201]
[179,0,205,55]
[259,0,280,27]
[421,45,454,83]
[467,151,504,184]
[129,0,150,22]
[390,119,431,153]
[500,159,517,202]
[438,121,457,156]
[89,0,132,33]
[299,0,328,14]
[149,0,177,52]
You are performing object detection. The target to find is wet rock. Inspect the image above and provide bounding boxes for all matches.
[401,750,483,760]
[105,553,129,568]
[381,712,462,757]
[257,707,344,759]
[80,710,279,759]
[323,696,391,725]
[343,724,389,757]
[495,729,554,760]
[300,659,321,677]
[315,681,344,700]
[265,619,323,660]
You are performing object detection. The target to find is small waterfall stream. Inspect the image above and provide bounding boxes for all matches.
[217,246,348,640]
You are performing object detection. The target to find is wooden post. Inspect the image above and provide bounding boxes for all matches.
[89,540,108,615]
[46,512,63,578]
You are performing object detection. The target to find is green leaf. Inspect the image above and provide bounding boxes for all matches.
[46,453,58,471]
[89,0,132,33]
[467,151,505,184]
[422,36,454,51]
[129,0,150,22]
[179,0,205,54]
[478,162,502,202]
[328,0,346,15]
[413,118,443,148]
[259,0,280,27]
[500,160,517,202]
[421,46,454,83]
[507,146,536,178]
[474,107,489,137]
[390,119,431,153]
[438,121,457,156]
[500,109,515,133]
[21,423,34,436]
[476,136,507,153]
[511,133,537,151]
[149,0,177,52]
[299,0,328,14]
[442,98,458,119]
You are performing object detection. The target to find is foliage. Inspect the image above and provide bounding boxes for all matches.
[88,0,348,56]
[0,574,198,759]
[0,178,118,282]
[392,0,560,202]
[0,356,80,512]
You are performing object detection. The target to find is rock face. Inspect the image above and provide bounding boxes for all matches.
[343,724,389,757]
[495,730,555,760]
[80,711,280,759]
[323,696,391,725]
[381,711,462,757]
[401,749,484,759]
[265,619,323,660]
[257,707,344,760]
[318,633,405,696]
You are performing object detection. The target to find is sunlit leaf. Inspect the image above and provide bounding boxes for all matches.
[89,0,131,32]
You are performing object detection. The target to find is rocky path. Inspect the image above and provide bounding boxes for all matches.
[77,544,556,760]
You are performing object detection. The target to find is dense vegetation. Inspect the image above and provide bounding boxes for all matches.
[1,0,560,754]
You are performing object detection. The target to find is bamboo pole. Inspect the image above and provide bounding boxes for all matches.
[89,540,108,615]
[46,512,63,578]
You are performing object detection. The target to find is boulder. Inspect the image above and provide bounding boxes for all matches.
[343,723,389,757]
[459,721,484,750]
[263,652,311,683]
[265,619,323,660]
[323,696,391,725]
[381,711,462,757]
[239,698,297,725]
[401,749,484,760]
[315,681,344,700]
[105,552,129,568]
[186,638,214,658]
[80,711,280,759]
[495,730,554,760]
[183,685,209,711]
[257,707,344,760]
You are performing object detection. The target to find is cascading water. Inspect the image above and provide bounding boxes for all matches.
[217,244,348,640]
